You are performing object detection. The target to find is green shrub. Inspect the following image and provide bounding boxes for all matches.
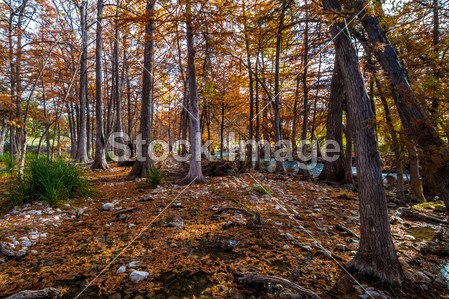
[0,153,14,174]
[249,185,273,196]
[10,158,93,206]
[146,166,164,188]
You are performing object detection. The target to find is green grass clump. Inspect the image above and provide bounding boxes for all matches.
[146,166,165,188]
[249,185,273,196]
[105,151,115,163]
[10,158,93,207]
[0,152,14,175]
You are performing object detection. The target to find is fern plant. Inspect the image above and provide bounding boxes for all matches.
[146,166,165,188]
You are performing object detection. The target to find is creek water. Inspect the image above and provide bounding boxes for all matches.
[404,226,449,282]
[210,153,411,180]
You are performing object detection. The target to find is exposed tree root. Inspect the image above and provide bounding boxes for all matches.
[177,175,206,185]
[235,272,321,298]
[113,207,137,216]
[335,224,359,239]
[6,287,60,299]
[399,208,449,225]
[110,215,132,223]
[346,255,403,287]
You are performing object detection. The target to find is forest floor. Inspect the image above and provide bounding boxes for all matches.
[0,162,448,298]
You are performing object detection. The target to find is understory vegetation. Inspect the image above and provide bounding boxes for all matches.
[0,153,14,176]
[10,158,93,206]
[146,165,165,188]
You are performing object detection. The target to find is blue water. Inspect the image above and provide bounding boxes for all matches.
[210,152,410,180]
[442,263,449,281]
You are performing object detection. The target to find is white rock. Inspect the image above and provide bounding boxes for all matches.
[404,235,416,241]
[129,270,149,284]
[127,261,142,268]
[56,208,62,212]
[117,266,127,274]
[415,271,432,283]
[19,237,29,242]
[285,233,295,241]
[24,215,31,219]
[22,240,32,247]
[103,203,114,211]
[29,234,39,240]
[300,245,313,252]
[40,233,47,238]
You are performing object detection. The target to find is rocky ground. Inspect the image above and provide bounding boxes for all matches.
[0,165,448,298]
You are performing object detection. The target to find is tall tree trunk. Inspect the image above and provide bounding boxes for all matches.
[9,124,14,165]
[273,0,287,173]
[343,125,354,185]
[376,76,404,200]
[324,0,402,285]
[243,0,254,163]
[430,0,440,120]
[125,46,132,143]
[291,76,300,151]
[180,88,189,155]
[176,23,188,156]
[76,0,89,163]
[105,60,113,138]
[92,0,108,170]
[86,96,91,159]
[352,0,449,211]
[8,10,16,160]
[14,1,27,159]
[182,0,205,183]
[68,102,77,158]
[408,146,425,203]
[301,0,310,152]
[51,123,56,160]
[310,43,322,144]
[45,129,51,158]
[220,98,225,160]
[113,4,125,161]
[42,76,50,158]
[319,59,345,182]
[127,0,155,179]
[8,0,28,161]
[57,124,61,157]
[0,117,7,156]
[254,47,261,170]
